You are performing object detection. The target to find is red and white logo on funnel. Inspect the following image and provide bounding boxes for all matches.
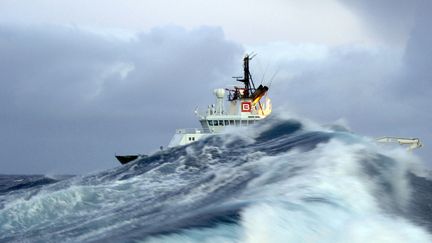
[241,102,251,112]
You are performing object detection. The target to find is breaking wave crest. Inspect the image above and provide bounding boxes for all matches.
[0,115,431,242]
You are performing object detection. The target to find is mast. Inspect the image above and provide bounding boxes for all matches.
[228,53,267,103]
[237,54,256,98]
[242,55,250,97]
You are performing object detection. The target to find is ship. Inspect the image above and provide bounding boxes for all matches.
[116,54,272,164]
[115,54,423,165]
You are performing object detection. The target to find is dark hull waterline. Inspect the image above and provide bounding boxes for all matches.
[115,155,142,164]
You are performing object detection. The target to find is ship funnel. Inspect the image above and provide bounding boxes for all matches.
[214,88,225,114]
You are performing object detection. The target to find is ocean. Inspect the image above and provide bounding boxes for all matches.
[1,116,431,242]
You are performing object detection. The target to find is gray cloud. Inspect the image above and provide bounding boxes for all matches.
[256,44,431,163]
[339,0,416,45]
[0,24,242,174]
[256,0,431,163]
[340,0,432,92]
[2,0,431,174]
[402,0,432,94]
[0,0,374,45]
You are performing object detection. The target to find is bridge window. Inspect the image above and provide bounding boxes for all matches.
[208,120,213,126]
[219,120,224,126]
[235,120,240,126]
[241,120,247,126]
[214,120,218,126]
[225,120,229,125]
[230,120,234,125]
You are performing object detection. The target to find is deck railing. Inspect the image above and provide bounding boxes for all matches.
[175,128,210,134]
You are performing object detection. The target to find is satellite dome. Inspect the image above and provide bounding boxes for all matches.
[214,88,225,98]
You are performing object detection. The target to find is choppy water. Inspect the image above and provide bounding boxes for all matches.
[1,116,431,242]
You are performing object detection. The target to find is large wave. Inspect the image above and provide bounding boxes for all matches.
[0,115,431,242]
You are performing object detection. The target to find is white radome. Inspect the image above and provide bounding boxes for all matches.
[214,88,225,98]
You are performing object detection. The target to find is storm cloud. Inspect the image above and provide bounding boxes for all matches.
[0,25,242,173]
[258,0,432,163]
[1,0,431,174]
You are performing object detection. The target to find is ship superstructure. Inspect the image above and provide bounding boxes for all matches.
[115,54,271,164]
[168,54,271,147]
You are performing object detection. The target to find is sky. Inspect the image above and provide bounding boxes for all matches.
[0,0,430,174]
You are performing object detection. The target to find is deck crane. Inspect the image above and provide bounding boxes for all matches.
[376,137,423,151]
